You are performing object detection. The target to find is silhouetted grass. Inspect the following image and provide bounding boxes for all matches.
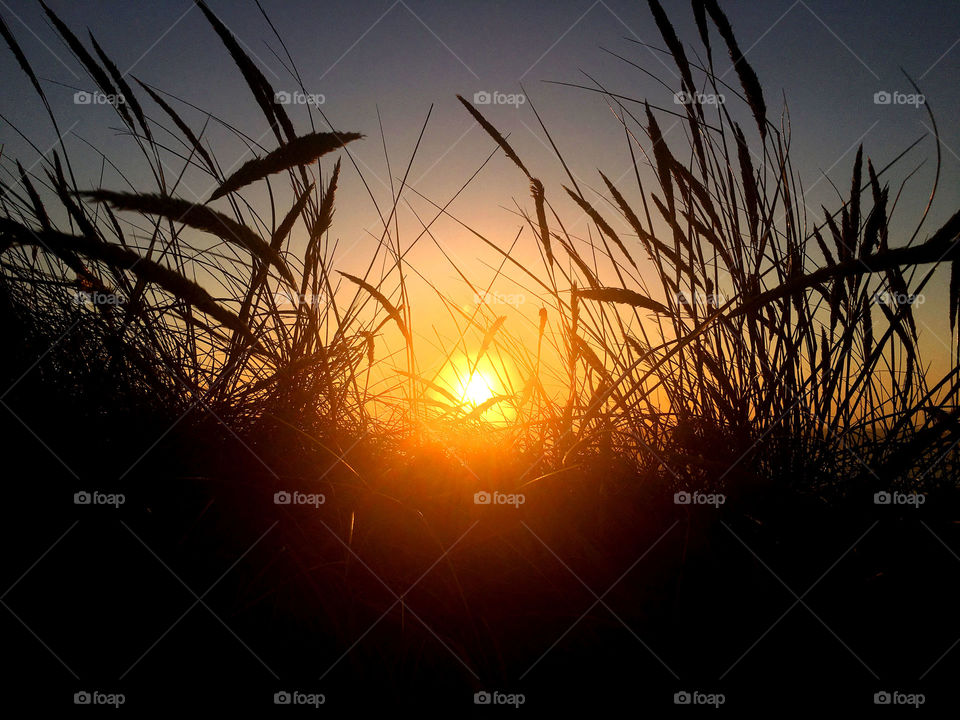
[1,0,958,711]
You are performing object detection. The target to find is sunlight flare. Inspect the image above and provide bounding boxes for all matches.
[458,371,495,407]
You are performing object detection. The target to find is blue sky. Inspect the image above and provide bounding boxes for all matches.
[2,0,959,373]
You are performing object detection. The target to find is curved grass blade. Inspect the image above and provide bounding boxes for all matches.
[456,94,531,179]
[83,190,296,287]
[703,0,767,138]
[563,186,637,270]
[209,131,362,201]
[0,218,256,343]
[574,287,670,314]
[339,271,409,342]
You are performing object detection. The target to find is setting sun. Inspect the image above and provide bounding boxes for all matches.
[458,371,495,407]
[429,355,518,424]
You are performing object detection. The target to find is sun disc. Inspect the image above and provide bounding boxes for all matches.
[461,372,494,406]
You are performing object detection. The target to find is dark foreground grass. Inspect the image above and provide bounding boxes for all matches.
[2,394,958,712]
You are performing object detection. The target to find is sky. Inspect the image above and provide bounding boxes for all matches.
[2,0,959,385]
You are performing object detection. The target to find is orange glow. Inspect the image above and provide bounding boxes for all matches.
[424,354,517,425]
[456,371,495,407]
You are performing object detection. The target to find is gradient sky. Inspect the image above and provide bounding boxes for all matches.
[2,0,959,383]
